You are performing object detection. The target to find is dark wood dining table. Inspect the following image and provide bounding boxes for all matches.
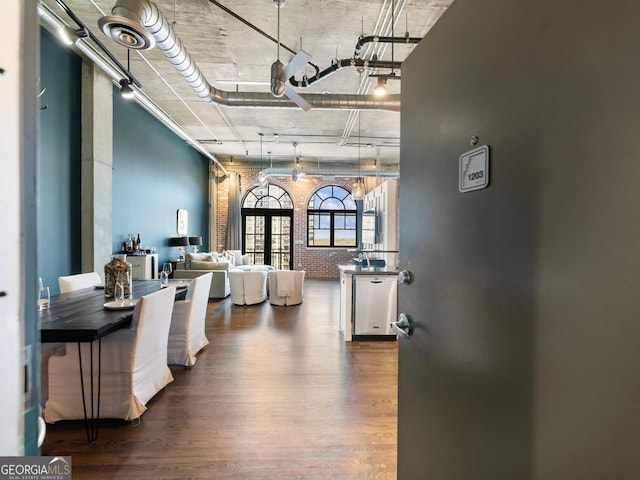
[40,279,190,442]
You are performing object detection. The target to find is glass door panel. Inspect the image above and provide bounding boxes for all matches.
[242,211,293,269]
[243,214,266,266]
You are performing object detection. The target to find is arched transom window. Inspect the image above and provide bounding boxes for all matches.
[242,184,293,209]
[307,185,357,247]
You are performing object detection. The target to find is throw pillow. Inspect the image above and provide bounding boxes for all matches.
[222,250,235,267]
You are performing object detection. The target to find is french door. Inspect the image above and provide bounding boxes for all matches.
[242,209,293,270]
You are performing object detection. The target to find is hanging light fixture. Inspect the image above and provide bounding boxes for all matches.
[351,113,365,200]
[292,141,301,182]
[257,132,268,186]
[373,76,388,97]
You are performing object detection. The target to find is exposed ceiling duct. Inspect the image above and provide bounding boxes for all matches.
[99,0,400,111]
[38,0,228,175]
[261,167,399,179]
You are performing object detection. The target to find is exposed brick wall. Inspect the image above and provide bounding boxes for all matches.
[215,164,355,279]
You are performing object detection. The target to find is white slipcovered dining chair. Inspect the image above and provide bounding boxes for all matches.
[167,272,212,366]
[44,286,177,423]
[268,270,305,306]
[228,270,268,305]
[58,272,102,293]
[43,272,102,407]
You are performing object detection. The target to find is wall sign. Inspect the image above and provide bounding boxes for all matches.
[459,145,490,192]
[177,209,189,235]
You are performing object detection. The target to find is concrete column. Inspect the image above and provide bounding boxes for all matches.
[81,62,113,278]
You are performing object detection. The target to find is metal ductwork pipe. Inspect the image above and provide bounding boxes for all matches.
[99,0,400,111]
[260,167,399,178]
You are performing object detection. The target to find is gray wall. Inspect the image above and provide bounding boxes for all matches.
[400,0,639,477]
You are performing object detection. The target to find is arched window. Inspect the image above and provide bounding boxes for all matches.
[242,184,293,209]
[242,184,293,269]
[307,185,357,247]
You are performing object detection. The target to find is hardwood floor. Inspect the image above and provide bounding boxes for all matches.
[42,279,398,479]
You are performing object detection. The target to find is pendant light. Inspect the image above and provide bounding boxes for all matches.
[257,132,268,186]
[351,113,365,200]
[292,141,301,182]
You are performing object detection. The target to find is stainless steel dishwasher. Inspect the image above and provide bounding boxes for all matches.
[353,275,397,340]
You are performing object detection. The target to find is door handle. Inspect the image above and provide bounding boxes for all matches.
[391,313,413,339]
[398,270,413,285]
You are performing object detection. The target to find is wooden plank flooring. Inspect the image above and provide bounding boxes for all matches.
[42,279,398,479]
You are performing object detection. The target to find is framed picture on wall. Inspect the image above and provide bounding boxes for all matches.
[177,209,188,235]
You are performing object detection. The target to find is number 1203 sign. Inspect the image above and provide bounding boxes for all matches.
[459,145,489,193]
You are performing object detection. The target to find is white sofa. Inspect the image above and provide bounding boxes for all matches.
[172,251,246,299]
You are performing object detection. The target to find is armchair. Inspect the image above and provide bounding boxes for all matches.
[268,270,305,306]
[228,270,268,305]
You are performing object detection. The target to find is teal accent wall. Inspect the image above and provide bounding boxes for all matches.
[38,28,210,292]
[38,27,82,295]
[112,92,210,266]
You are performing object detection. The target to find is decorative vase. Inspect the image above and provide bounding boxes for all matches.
[104,254,133,298]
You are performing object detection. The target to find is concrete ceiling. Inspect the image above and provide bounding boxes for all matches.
[39,0,453,171]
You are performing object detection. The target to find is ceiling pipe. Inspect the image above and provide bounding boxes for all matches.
[260,167,399,178]
[288,58,401,88]
[354,34,422,59]
[98,0,400,111]
[290,29,417,88]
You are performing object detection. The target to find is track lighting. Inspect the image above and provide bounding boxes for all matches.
[119,79,135,99]
[58,25,87,46]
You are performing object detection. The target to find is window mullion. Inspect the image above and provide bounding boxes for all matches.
[329,212,335,247]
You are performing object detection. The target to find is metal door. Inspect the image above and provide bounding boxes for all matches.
[396,3,535,477]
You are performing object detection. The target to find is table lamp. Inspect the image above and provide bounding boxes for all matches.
[188,236,202,253]
[168,236,189,261]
